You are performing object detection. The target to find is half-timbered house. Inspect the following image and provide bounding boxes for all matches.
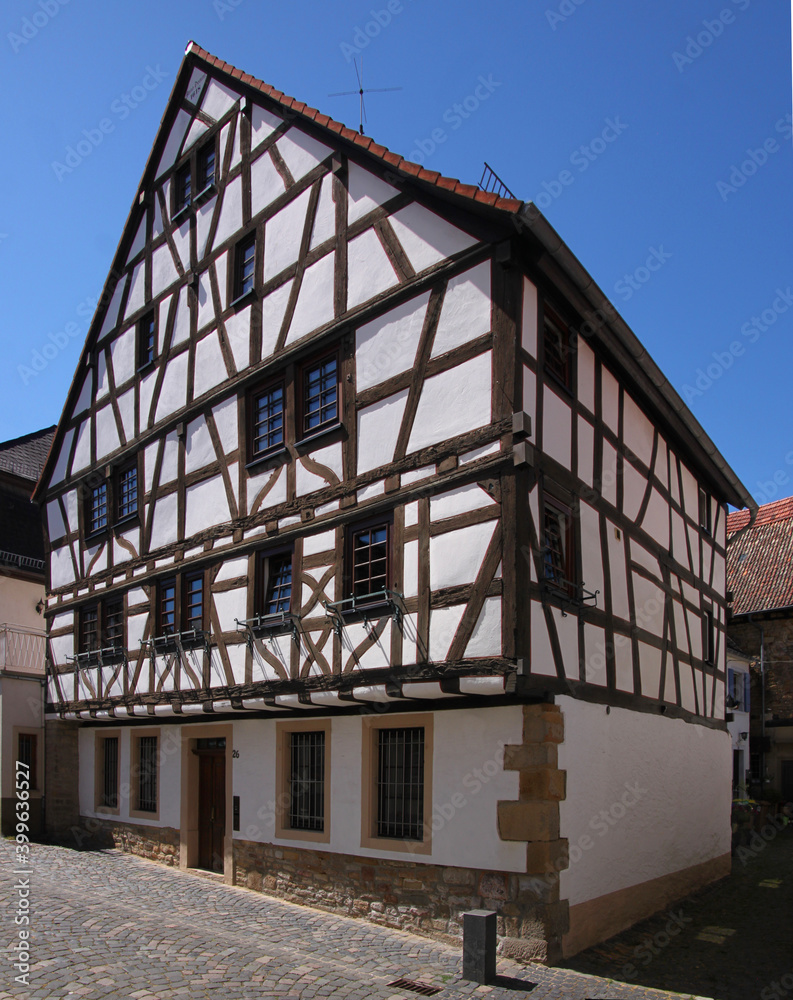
[37,43,755,963]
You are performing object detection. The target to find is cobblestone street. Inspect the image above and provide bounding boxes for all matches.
[1,840,711,1000]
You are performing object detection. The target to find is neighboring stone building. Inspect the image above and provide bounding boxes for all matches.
[728,498,793,803]
[36,42,753,963]
[0,426,54,836]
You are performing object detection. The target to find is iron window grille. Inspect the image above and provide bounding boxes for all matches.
[233,233,256,302]
[102,736,119,809]
[377,727,425,841]
[117,464,138,521]
[238,551,299,644]
[251,383,285,457]
[137,736,158,813]
[288,731,325,831]
[18,734,37,790]
[301,354,338,437]
[137,311,156,369]
[543,302,572,391]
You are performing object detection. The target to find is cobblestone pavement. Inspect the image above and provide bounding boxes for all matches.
[1,840,712,1000]
[565,826,793,1000]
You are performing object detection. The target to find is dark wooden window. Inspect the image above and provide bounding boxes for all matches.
[301,353,338,437]
[543,303,572,391]
[251,382,285,457]
[703,609,715,665]
[104,599,124,648]
[257,551,293,616]
[351,523,389,597]
[233,233,256,301]
[159,578,177,634]
[174,161,192,213]
[18,734,38,791]
[117,463,138,521]
[137,736,158,813]
[289,731,325,831]
[699,487,712,535]
[197,140,217,192]
[137,311,156,369]
[101,736,119,808]
[88,482,108,534]
[183,573,204,631]
[376,727,424,841]
[542,494,575,596]
[79,606,100,652]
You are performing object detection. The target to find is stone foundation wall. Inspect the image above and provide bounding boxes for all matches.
[77,817,180,865]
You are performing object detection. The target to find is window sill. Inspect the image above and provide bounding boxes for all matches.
[84,528,109,545]
[172,203,192,225]
[245,446,289,472]
[194,183,216,204]
[136,359,157,375]
[114,513,140,531]
[229,288,256,311]
[296,421,343,449]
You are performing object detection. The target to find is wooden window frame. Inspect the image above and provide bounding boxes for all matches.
[298,347,341,442]
[541,488,577,599]
[247,376,287,464]
[702,607,715,666]
[196,137,218,197]
[172,135,219,222]
[345,514,393,603]
[136,310,157,371]
[275,719,331,844]
[173,161,192,219]
[130,729,160,820]
[115,459,139,525]
[85,479,109,538]
[78,597,126,655]
[542,300,574,394]
[94,730,121,816]
[698,487,712,535]
[255,547,294,617]
[230,231,257,307]
[360,713,432,855]
[156,571,208,636]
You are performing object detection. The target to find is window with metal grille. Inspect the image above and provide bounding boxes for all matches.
[89,482,108,534]
[289,731,325,831]
[159,579,176,634]
[117,464,138,520]
[18,734,37,790]
[104,599,124,648]
[137,736,158,813]
[543,304,572,390]
[252,383,285,456]
[184,574,204,631]
[352,524,389,597]
[80,606,99,652]
[137,311,156,369]
[102,737,119,808]
[260,552,292,615]
[377,727,424,841]
[234,233,256,300]
[175,161,192,212]
[542,495,574,596]
[197,141,216,191]
[302,355,338,435]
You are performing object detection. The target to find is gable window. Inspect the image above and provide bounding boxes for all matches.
[116,463,138,521]
[256,550,293,617]
[250,381,285,458]
[350,522,389,598]
[301,353,338,437]
[197,140,217,193]
[18,733,38,791]
[137,311,156,369]
[174,162,192,215]
[542,492,575,597]
[543,302,572,392]
[232,233,256,302]
[699,487,712,535]
[88,482,108,535]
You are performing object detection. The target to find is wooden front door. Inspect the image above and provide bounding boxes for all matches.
[197,752,226,873]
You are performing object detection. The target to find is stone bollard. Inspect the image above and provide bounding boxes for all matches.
[462,909,497,985]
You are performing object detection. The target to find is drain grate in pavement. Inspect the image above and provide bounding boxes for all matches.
[387,978,441,996]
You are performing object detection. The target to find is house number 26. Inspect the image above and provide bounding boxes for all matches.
[232,749,240,758]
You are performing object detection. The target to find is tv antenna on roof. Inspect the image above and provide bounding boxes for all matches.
[328,58,402,135]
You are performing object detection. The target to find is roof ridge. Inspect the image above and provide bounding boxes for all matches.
[183,42,524,216]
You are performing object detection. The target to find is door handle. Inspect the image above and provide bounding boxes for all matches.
[210,806,215,822]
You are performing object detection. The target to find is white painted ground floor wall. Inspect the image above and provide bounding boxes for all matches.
[557,695,732,908]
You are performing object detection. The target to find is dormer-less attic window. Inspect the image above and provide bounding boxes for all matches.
[174,162,192,215]
[543,302,573,393]
[137,311,156,370]
[197,140,217,194]
[232,232,256,303]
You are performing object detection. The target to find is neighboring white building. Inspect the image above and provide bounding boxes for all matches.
[0,427,54,837]
[36,43,755,963]
[725,637,751,798]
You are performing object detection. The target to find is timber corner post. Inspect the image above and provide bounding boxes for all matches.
[497,702,568,964]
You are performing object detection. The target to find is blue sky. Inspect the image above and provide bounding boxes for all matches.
[0,0,790,508]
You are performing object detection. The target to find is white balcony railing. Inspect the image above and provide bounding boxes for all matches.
[0,624,47,675]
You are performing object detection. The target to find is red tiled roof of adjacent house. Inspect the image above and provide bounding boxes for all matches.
[727,497,793,615]
[185,42,524,216]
